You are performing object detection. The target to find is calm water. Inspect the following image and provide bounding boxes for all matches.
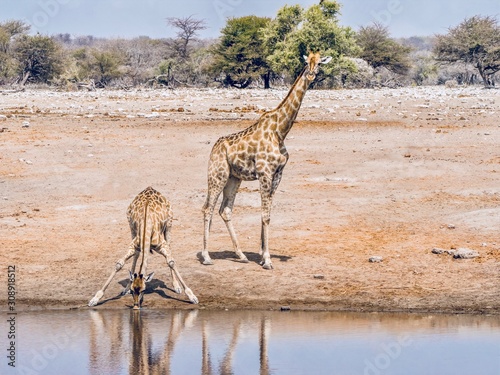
[4,309,499,375]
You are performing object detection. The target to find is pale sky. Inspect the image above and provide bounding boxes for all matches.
[0,0,498,39]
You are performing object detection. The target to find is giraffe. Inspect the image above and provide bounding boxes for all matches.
[88,186,198,308]
[201,52,332,269]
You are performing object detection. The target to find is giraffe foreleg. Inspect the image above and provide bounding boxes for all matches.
[201,195,216,265]
[259,170,284,270]
[88,240,137,306]
[156,244,199,304]
[154,241,181,294]
[259,192,273,270]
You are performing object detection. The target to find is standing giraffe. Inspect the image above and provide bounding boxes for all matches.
[89,186,198,308]
[202,52,332,269]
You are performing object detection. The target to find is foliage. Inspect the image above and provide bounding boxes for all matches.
[409,51,438,86]
[1,11,498,89]
[13,34,64,85]
[73,47,124,87]
[209,15,272,88]
[434,15,500,86]
[262,1,359,85]
[0,20,30,83]
[356,23,412,75]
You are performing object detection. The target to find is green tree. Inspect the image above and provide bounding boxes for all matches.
[262,1,359,85]
[74,48,123,87]
[13,34,63,85]
[210,15,272,88]
[0,20,30,83]
[434,16,500,87]
[356,23,412,75]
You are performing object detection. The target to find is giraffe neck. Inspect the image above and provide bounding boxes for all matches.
[273,66,311,140]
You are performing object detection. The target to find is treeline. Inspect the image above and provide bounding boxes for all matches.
[0,1,498,89]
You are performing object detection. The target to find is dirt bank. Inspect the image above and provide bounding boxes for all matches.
[1,86,499,313]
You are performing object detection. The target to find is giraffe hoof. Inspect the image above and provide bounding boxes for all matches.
[202,259,214,265]
[262,263,273,270]
[239,258,249,263]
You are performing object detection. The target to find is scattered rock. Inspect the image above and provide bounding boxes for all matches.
[313,274,325,279]
[452,248,480,259]
[18,158,32,165]
[432,247,479,259]
[22,121,30,128]
[369,256,383,263]
[280,306,291,311]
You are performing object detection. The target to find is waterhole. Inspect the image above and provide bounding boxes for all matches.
[6,309,499,375]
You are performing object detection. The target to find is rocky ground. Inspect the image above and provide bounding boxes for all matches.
[0,85,499,313]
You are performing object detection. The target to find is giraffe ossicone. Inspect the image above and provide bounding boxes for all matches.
[88,186,198,308]
[201,52,332,270]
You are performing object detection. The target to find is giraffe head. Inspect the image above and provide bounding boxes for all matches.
[129,271,154,309]
[302,52,332,81]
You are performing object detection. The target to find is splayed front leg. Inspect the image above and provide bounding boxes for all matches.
[88,241,137,306]
[155,245,199,304]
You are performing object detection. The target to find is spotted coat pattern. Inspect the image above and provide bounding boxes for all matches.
[88,187,198,308]
[201,52,331,270]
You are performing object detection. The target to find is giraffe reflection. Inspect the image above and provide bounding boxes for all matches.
[129,310,195,374]
[202,316,270,375]
[88,310,271,375]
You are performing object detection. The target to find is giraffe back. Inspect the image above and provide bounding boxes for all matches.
[127,186,172,248]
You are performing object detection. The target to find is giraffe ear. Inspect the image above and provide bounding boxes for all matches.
[303,55,308,62]
[129,271,135,281]
[145,272,154,283]
[320,56,332,64]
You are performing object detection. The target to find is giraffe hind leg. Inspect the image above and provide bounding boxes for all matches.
[202,181,226,265]
[259,176,277,270]
[219,176,248,262]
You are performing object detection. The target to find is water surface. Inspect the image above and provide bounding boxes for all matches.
[6,309,500,375]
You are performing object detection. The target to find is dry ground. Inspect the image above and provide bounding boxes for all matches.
[0,86,499,313]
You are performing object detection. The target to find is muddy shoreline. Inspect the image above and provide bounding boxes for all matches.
[1,87,499,314]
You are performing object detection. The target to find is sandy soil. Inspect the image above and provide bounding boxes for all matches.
[0,86,499,314]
